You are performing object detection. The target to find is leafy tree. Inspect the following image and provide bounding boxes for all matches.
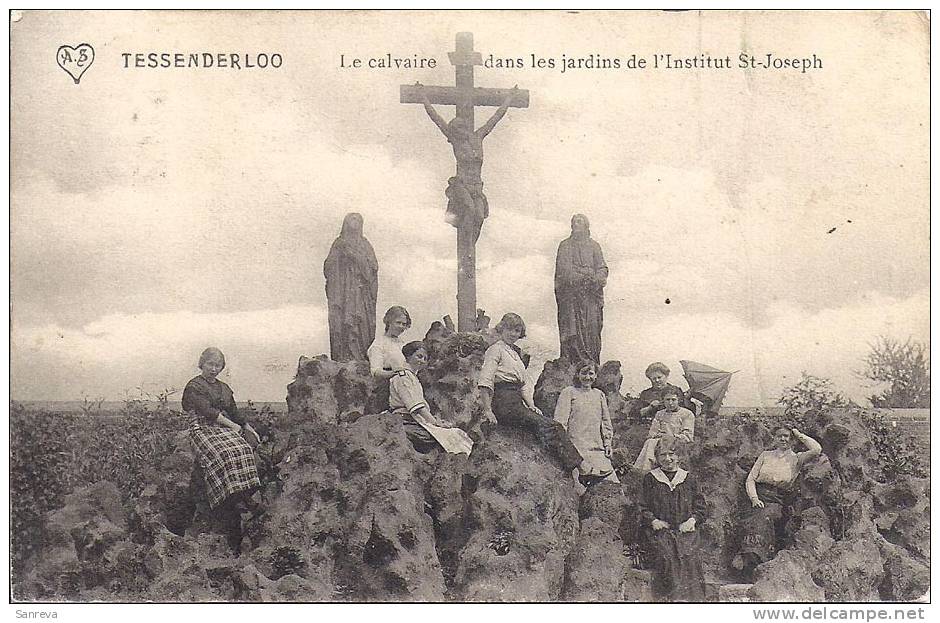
[859,336,930,408]
[778,372,850,416]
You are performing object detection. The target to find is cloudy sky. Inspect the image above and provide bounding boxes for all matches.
[11,10,928,405]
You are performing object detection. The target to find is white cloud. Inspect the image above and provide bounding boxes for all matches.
[11,306,329,402]
[9,11,928,406]
[603,287,929,407]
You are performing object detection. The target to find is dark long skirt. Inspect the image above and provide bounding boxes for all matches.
[738,483,794,564]
[492,382,583,471]
[400,412,442,454]
[642,528,705,602]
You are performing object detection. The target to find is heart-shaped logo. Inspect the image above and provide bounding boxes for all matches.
[57,43,95,84]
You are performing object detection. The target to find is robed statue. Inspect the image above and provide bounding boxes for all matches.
[323,213,379,361]
[554,214,608,362]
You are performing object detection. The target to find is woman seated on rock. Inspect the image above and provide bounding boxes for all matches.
[633,386,695,472]
[553,360,618,487]
[632,361,690,420]
[366,305,412,412]
[182,347,261,552]
[388,340,473,455]
[733,426,822,573]
[478,312,583,472]
[637,435,706,602]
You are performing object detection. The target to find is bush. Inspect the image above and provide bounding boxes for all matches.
[65,400,188,503]
[858,410,927,480]
[9,403,76,572]
[778,372,851,418]
[10,400,189,576]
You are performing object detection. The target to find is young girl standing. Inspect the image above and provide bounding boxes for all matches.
[553,360,617,487]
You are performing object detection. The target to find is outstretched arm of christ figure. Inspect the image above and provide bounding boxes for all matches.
[418,84,452,138]
[477,86,519,138]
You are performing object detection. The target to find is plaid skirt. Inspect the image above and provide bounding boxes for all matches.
[189,415,260,509]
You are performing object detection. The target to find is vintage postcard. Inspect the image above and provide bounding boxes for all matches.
[8,9,930,611]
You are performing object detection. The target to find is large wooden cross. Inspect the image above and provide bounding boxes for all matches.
[401,32,529,332]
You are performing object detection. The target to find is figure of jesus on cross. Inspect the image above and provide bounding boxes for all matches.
[401,32,529,332]
[417,83,518,245]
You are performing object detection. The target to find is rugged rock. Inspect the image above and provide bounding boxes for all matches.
[145,530,240,601]
[719,583,753,602]
[421,332,490,430]
[286,356,371,423]
[246,414,446,601]
[452,425,580,601]
[812,537,885,601]
[561,480,633,601]
[871,478,930,560]
[748,550,826,602]
[878,538,930,601]
[18,482,131,599]
[14,336,931,603]
[620,568,654,602]
[131,430,197,539]
[595,360,634,424]
[532,357,577,417]
[562,517,628,601]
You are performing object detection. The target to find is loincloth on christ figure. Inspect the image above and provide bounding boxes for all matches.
[445,176,489,239]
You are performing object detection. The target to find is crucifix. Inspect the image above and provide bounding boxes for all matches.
[401,32,529,332]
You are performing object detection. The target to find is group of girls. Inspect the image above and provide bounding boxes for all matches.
[625,361,823,600]
[181,308,823,603]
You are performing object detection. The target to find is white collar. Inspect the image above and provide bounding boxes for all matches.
[650,467,688,491]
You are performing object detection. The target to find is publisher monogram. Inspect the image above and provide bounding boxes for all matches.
[57,43,95,84]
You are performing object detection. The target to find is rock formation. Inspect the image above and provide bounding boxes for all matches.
[12,338,930,602]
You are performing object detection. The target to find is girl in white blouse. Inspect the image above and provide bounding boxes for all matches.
[477,313,583,472]
[365,306,411,412]
[389,341,473,455]
[734,426,822,573]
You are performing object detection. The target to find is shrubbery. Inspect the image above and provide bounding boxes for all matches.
[9,401,188,574]
[65,399,187,502]
[10,404,76,572]
[778,372,852,417]
[777,372,926,481]
[858,409,928,480]
[9,399,286,578]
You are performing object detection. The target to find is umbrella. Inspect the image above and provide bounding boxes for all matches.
[679,360,736,414]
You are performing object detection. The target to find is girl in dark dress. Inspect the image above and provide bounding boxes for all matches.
[637,435,707,602]
[182,347,261,551]
[633,361,690,420]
